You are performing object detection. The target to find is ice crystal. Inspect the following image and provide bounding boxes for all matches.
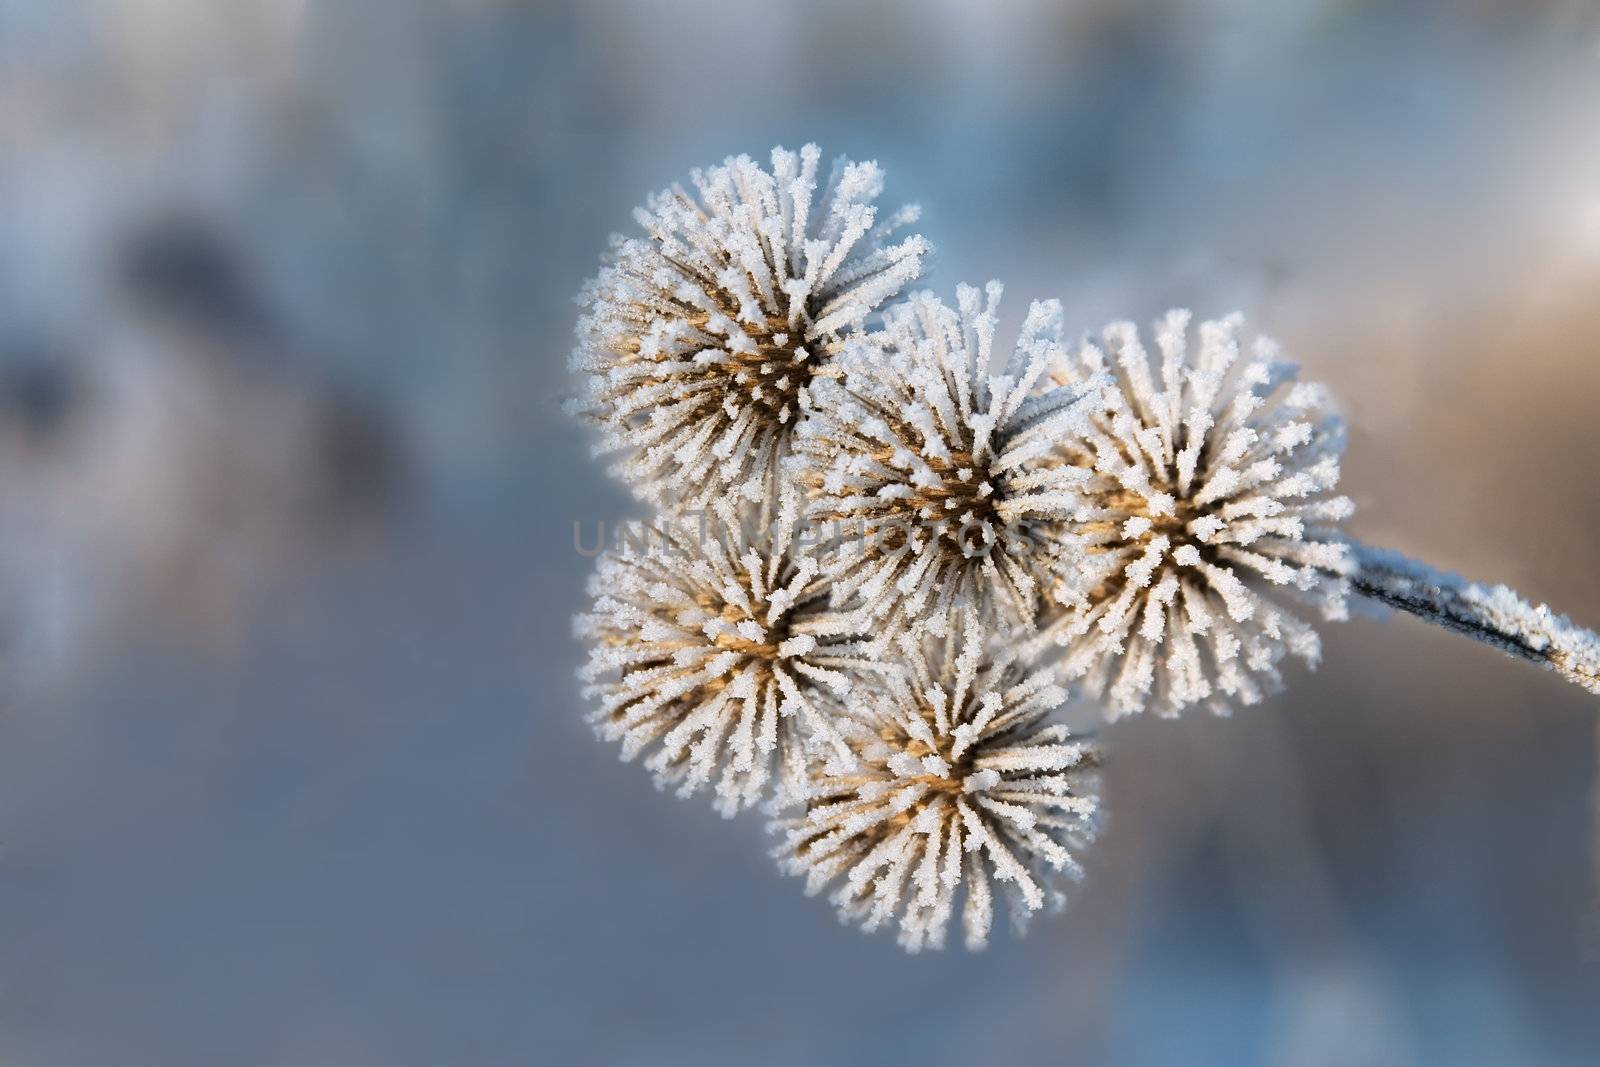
[1034,311,1355,717]
[575,494,878,815]
[795,283,1107,642]
[570,144,928,509]
[772,621,1101,950]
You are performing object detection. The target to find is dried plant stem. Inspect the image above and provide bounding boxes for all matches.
[1346,541,1600,698]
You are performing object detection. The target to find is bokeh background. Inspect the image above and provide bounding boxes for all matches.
[1,1,1599,1064]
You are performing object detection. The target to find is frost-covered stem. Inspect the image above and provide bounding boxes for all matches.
[1346,542,1600,698]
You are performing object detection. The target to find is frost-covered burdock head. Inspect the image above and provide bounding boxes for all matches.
[772,622,1101,951]
[575,494,879,815]
[795,283,1106,642]
[570,144,928,509]
[1035,311,1355,717]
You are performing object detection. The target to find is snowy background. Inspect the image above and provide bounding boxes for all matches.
[2,1,1600,1064]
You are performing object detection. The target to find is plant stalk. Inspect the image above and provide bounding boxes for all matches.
[1344,541,1600,698]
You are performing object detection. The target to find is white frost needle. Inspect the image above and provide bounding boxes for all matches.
[569,144,927,510]
[575,492,887,816]
[1030,311,1354,718]
[770,621,1101,951]
[795,283,1107,643]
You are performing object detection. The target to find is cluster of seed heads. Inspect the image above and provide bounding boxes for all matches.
[571,144,1600,950]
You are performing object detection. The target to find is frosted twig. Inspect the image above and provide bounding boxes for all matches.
[1346,542,1600,697]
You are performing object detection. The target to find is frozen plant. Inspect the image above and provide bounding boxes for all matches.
[1032,311,1354,717]
[1026,310,1600,712]
[770,620,1101,951]
[569,144,928,510]
[795,283,1107,641]
[569,144,1600,953]
[574,493,878,815]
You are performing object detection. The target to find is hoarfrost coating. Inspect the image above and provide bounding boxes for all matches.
[1034,312,1355,718]
[1349,544,1600,696]
[795,283,1107,641]
[771,622,1101,951]
[569,144,928,510]
[575,495,887,815]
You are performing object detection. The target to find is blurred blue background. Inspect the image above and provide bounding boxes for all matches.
[1,1,1599,1064]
